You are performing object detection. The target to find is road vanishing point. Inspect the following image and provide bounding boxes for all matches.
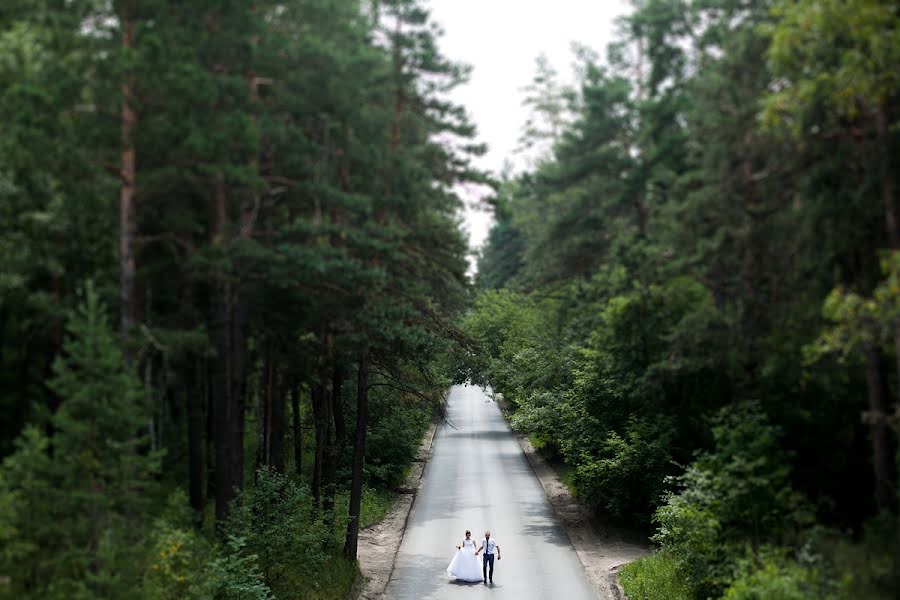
[384,384,598,599]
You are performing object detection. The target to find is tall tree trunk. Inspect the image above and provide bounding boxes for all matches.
[208,172,253,526]
[876,105,898,250]
[292,382,303,478]
[119,14,137,334]
[186,353,204,527]
[344,345,369,561]
[206,359,216,502]
[211,283,233,526]
[271,367,285,474]
[229,288,249,494]
[258,338,285,473]
[210,173,242,526]
[258,337,274,472]
[864,346,893,511]
[390,14,405,152]
[181,266,204,526]
[225,186,257,495]
[319,382,335,530]
[874,104,900,590]
[311,382,326,510]
[322,363,345,531]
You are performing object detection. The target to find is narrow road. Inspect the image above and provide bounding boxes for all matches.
[384,384,598,599]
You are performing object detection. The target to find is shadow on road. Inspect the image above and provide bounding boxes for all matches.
[515,500,573,548]
[444,429,519,441]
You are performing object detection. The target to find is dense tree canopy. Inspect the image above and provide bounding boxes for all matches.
[3,1,900,599]
[469,1,900,598]
[0,0,481,598]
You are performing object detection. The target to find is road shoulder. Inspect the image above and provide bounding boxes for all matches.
[356,419,439,599]
[494,393,648,600]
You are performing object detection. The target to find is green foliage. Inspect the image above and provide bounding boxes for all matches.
[0,285,160,599]
[142,479,392,600]
[765,0,900,130]
[364,387,431,488]
[225,469,327,597]
[801,515,898,600]
[207,537,273,600]
[653,497,723,594]
[143,494,215,600]
[471,2,900,598]
[476,203,525,290]
[571,417,672,521]
[467,275,727,523]
[809,251,900,361]
[358,486,395,529]
[2,0,899,598]
[461,288,560,397]
[653,403,807,596]
[722,554,818,600]
[623,536,892,600]
[619,553,691,600]
[620,415,886,600]
[1,0,479,596]
[294,554,358,600]
[0,428,44,589]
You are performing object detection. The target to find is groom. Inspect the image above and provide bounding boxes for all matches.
[475,530,501,584]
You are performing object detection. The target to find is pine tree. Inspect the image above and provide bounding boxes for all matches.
[0,283,159,598]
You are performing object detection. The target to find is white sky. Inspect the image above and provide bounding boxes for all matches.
[427,0,631,263]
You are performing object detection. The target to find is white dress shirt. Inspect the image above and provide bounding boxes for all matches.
[481,538,498,555]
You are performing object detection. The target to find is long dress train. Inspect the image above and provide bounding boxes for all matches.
[447,539,482,582]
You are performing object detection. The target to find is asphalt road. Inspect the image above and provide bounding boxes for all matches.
[384,384,598,600]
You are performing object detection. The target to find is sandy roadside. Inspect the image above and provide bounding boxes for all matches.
[355,420,438,599]
[494,393,648,600]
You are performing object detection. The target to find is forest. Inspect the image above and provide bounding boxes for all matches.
[2,1,899,599]
[0,0,481,598]
[469,0,900,598]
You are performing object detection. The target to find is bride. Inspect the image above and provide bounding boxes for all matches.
[447,530,482,582]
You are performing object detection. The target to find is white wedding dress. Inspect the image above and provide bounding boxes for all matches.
[447,538,482,582]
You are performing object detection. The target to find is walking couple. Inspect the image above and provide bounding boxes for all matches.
[447,529,501,584]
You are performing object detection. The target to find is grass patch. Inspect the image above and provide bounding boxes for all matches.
[559,466,577,496]
[292,553,359,600]
[620,553,691,600]
[331,486,395,543]
[295,487,394,599]
[529,433,547,450]
[360,486,395,528]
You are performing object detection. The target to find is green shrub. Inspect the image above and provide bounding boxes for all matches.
[208,537,273,600]
[723,553,818,600]
[510,389,575,446]
[460,288,563,402]
[571,417,671,521]
[142,492,215,600]
[651,402,808,597]
[307,554,358,600]
[144,524,214,600]
[803,516,896,600]
[0,286,160,599]
[619,553,691,600]
[226,468,327,597]
[365,390,429,487]
[143,481,377,600]
[359,486,394,528]
[654,495,726,593]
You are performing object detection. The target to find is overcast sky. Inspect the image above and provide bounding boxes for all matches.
[427,0,631,262]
